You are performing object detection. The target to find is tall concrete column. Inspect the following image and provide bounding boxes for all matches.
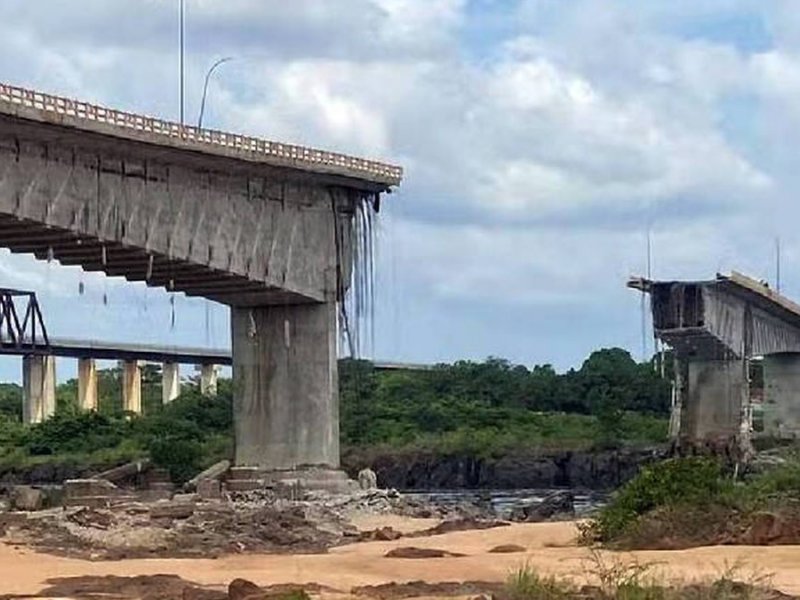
[121,360,142,415]
[77,358,98,411]
[668,360,684,440]
[162,362,181,404]
[232,302,339,469]
[763,353,800,439]
[200,364,218,396]
[22,355,56,424]
[681,359,745,443]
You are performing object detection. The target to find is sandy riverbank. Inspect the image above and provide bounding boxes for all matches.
[2,517,800,597]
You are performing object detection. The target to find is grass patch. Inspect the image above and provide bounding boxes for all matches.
[504,558,778,600]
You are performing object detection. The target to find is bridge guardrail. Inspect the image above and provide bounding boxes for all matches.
[0,82,402,186]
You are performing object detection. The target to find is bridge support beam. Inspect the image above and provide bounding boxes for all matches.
[162,362,181,404]
[232,302,339,469]
[681,359,746,445]
[78,358,98,411]
[22,355,56,424]
[121,360,142,415]
[200,364,218,396]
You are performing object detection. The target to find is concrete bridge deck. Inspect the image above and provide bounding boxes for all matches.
[0,336,431,371]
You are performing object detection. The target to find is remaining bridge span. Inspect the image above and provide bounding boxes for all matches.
[0,82,403,481]
[630,271,800,449]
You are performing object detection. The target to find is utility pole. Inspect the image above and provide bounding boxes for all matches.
[179,0,185,126]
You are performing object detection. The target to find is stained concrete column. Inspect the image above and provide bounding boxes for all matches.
[22,355,56,424]
[200,364,218,396]
[681,359,745,443]
[763,353,800,439]
[232,302,338,469]
[77,358,98,411]
[668,360,684,440]
[162,362,181,404]
[121,360,142,415]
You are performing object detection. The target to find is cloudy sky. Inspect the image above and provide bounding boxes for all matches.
[0,0,798,378]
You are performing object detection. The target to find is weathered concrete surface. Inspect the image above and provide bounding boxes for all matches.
[121,360,142,415]
[232,302,338,469]
[162,362,180,404]
[681,360,745,442]
[77,357,98,411]
[22,354,56,424]
[200,364,218,396]
[763,353,800,439]
[0,116,364,307]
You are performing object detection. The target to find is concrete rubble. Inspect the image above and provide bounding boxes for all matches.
[0,476,509,560]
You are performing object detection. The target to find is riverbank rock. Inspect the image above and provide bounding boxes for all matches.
[358,468,378,490]
[408,518,509,537]
[488,543,526,553]
[359,526,403,541]
[228,578,265,600]
[11,485,46,511]
[344,446,667,490]
[509,491,575,522]
[385,546,466,558]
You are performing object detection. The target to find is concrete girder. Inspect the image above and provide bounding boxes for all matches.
[0,120,364,304]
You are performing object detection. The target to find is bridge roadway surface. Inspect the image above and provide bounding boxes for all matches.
[0,337,429,370]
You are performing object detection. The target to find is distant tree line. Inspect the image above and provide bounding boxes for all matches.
[0,347,671,475]
[340,348,671,449]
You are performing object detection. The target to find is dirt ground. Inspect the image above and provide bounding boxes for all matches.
[3,517,800,598]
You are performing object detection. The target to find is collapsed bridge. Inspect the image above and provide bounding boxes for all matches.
[630,271,800,447]
[0,82,403,484]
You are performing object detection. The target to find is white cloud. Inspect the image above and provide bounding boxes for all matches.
[0,0,798,367]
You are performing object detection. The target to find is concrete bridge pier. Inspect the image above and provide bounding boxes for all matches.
[78,358,98,411]
[162,362,181,404]
[232,301,339,471]
[763,353,800,439]
[200,364,218,396]
[681,359,747,446]
[121,360,142,415]
[22,355,56,424]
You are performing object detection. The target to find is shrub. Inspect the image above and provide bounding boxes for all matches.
[586,457,729,542]
[149,436,204,484]
[23,411,129,455]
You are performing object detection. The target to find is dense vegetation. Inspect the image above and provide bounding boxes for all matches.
[0,347,670,480]
[341,348,670,454]
[582,454,800,549]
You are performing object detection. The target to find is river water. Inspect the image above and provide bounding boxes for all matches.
[403,488,608,519]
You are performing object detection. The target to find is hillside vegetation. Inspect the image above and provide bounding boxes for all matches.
[0,348,670,481]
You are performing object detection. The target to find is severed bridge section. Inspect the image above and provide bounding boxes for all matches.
[0,82,403,481]
[630,272,800,450]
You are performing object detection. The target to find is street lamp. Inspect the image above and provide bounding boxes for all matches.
[198,57,234,128]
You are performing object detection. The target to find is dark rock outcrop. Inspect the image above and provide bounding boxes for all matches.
[344,446,667,490]
[509,491,575,522]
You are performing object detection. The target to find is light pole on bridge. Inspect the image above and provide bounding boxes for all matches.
[198,57,235,128]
